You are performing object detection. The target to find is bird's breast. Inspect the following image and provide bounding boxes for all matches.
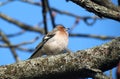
[43,35,68,55]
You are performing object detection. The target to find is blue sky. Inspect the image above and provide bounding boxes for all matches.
[0,0,120,78]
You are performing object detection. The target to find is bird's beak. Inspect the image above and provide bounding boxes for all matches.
[65,28,70,31]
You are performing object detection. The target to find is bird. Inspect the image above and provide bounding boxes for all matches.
[29,25,69,59]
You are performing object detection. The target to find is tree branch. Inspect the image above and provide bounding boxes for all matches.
[46,0,56,28]
[92,0,120,12]
[0,37,120,79]
[69,33,116,40]
[0,30,25,41]
[20,0,102,25]
[0,36,39,48]
[70,0,120,21]
[0,30,20,62]
[42,0,48,34]
[0,13,45,34]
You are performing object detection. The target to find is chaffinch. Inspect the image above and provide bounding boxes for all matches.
[30,25,69,58]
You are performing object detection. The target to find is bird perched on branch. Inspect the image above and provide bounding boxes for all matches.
[30,25,69,59]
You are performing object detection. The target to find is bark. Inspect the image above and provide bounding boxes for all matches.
[70,0,120,22]
[0,37,120,79]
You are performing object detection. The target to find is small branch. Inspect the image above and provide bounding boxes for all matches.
[17,47,34,52]
[83,17,97,26]
[0,36,39,48]
[70,0,120,21]
[0,30,20,62]
[42,0,48,34]
[0,37,120,79]
[0,30,25,41]
[69,33,116,40]
[0,36,38,53]
[0,13,45,34]
[20,0,102,24]
[6,30,25,37]
[46,0,56,28]
[20,0,42,6]
[52,8,100,19]
[70,18,80,32]
[0,44,34,52]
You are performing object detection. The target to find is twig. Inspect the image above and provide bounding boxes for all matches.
[69,33,116,40]
[42,0,48,34]
[0,12,113,40]
[0,13,45,34]
[46,0,56,28]
[17,47,34,52]
[83,17,97,25]
[0,30,20,62]
[0,44,34,52]
[20,0,102,25]
[0,30,25,41]
[20,0,42,6]
[6,30,25,37]
[0,36,39,48]
[52,8,99,19]
[0,36,39,53]
[70,18,80,32]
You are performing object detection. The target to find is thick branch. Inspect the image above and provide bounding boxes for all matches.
[70,0,120,21]
[0,37,120,79]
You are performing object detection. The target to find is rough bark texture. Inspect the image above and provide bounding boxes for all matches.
[0,37,120,79]
[70,0,120,21]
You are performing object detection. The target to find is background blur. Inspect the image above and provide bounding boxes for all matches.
[0,0,120,78]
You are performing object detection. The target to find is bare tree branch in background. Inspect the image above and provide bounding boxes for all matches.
[0,30,25,41]
[0,12,114,40]
[0,30,20,62]
[20,0,103,25]
[0,36,39,53]
[69,33,116,40]
[0,36,39,48]
[0,13,45,34]
[42,0,48,34]
[46,0,56,28]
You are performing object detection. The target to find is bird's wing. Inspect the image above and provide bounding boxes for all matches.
[29,31,56,59]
